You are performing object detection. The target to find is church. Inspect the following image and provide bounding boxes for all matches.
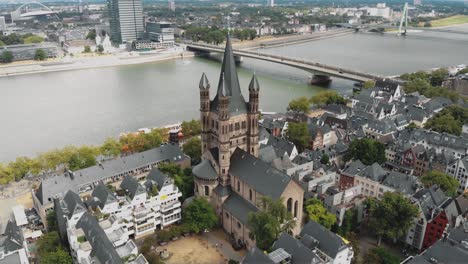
[192,35,304,249]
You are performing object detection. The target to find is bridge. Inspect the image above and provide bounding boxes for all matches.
[186,42,381,83]
[11,2,57,21]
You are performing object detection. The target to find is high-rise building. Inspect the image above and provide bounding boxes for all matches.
[414,0,422,6]
[0,16,6,31]
[168,0,175,12]
[267,0,275,7]
[147,21,175,43]
[107,0,144,44]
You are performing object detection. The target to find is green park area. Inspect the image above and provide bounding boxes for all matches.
[422,15,468,27]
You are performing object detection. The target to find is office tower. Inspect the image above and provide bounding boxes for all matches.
[107,0,144,44]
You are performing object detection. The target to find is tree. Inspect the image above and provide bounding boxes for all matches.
[0,40,4,46]
[86,29,96,41]
[430,68,449,86]
[344,138,386,165]
[320,154,330,165]
[425,105,468,136]
[367,192,419,245]
[0,163,14,185]
[46,211,58,232]
[420,171,459,197]
[158,162,194,199]
[248,197,296,250]
[183,197,218,233]
[100,137,122,157]
[310,91,346,106]
[183,137,201,165]
[363,247,400,264]
[287,96,310,113]
[338,208,359,237]
[181,119,201,137]
[457,68,468,75]
[305,198,336,229]
[37,231,62,258]
[0,50,13,63]
[96,44,104,53]
[363,80,376,89]
[407,122,418,129]
[34,49,47,61]
[40,247,72,264]
[83,45,92,53]
[423,22,432,27]
[68,145,98,171]
[23,35,44,44]
[287,122,309,152]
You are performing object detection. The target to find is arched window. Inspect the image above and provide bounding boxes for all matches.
[294,201,298,218]
[204,186,209,196]
[249,189,253,201]
[237,181,240,192]
[195,184,199,193]
[287,198,292,213]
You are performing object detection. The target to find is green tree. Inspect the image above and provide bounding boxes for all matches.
[425,105,468,136]
[181,119,202,137]
[68,146,98,171]
[40,247,72,264]
[0,50,13,63]
[23,35,44,44]
[0,40,4,46]
[363,80,376,89]
[159,162,194,199]
[407,122,418,129]
[430,68,449,86]
[183,197,218,233]
[423,22,432,27]
[37,231,62,258]
[286,122,309,152]
[344,138,386,165]
[248,197,296,250]
[338,208,359,237]
[287,96,310,113]
[86,29,96,40]
[363,247,401,264]
[46,211,58,232]
[96,44,104,53]
[8,156,37,181]
[305,198,336,229]
[421,171,459,197]
[83,45,92,53]
[457,68,468,75]
[310,91,346,106]
[34,49,47,61]
[320,154,330,165]
[183,137,201,165]
[367,192,419,245]
[100,137,122,157]
[0,163,14,185]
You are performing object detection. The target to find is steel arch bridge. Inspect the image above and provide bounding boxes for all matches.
[11,2,57,21]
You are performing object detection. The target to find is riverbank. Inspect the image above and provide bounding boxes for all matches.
[419,15,468,28]
[0,47,194,78]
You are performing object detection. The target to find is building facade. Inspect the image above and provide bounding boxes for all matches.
[107,0,144,44]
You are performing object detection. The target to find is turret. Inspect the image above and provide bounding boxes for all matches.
[199,72,210,154]
[247,74,260,157]
[248,73,260,114]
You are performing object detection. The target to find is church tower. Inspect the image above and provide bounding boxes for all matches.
[193,34,260,205]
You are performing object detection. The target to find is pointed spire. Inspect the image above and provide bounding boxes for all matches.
[248,73,260,92]
[199,72,210,90]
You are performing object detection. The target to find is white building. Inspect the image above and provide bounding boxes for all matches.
[364,3,393,19]
[447,157,468,194]
[0,220,29,264]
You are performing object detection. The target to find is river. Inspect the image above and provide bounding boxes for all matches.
[0,26,467,162]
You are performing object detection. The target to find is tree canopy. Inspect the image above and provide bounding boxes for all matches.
[344,138,386,165]
[286,122,309,152]
[305,198,336,229]
[24,35,44,44]
[158,162,194,200]
[420,171,459,197]
[0,50,13,63]
[183,197,218,233]
[425,105,468,136]
[248,197,296,250]
[363,247,401,264]
[400,69,459,101]
[310,91,346,106]
[367,192,419,245]
[36,231,71,264]
[34,49,47,61]
[183,137,201,165]
[100,137,123,157]
[287,96,310,113]
[181,119,202,137]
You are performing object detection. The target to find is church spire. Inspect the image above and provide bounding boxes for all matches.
[199,72,210,90]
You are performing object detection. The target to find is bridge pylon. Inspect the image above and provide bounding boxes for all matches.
[398,2,409,36]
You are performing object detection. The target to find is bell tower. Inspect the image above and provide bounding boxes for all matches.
[199,72,210,154]
[247,74,260,158]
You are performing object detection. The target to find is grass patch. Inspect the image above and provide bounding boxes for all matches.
[420,15,468,27]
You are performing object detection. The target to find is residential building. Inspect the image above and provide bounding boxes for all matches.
[267,0,275,7]
[168,0,175,12]
[242,220,354,264]
[33,144,189,229]
[107,0,144,44]
[404,186,459,251]
[447,157,468,194]
[0,220,29,264]
[322,185,366,226]
[192,35,304,250]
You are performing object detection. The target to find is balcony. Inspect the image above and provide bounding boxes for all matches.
[161,202,181,212]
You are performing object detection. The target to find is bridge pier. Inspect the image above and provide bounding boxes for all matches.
[310,75,331,85]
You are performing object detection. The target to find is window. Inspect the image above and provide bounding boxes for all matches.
[287,198,292,213]
[237,181,240,192]
[204,186,209,196]
[249,189,253,201]
[237,222,241,229]
[294,201,298,218]
[235,122,240,130]
[225,213,230,219]
[230,124,233,132]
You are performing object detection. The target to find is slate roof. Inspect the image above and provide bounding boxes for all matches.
[35,144,187,205]
[300,220,348,259]
[342,160,366,176]
[229,148,291,199]
[381,171,419,195]
[367,118,397,135]
[398,128,468,152]
[146,168,170,190]
[271,233,322,264]
[91,183,117,209]
[210,35,247,116]
[375,79,400,94]
[213,185,231,197]
[243,247,275,264]
[259,145,278,163]
[0,251,21,264]
[267,136,296,158]
[192,159,218,180]
[413,186,449,221]
[76,212,123,264]
[357,162,387,182]
[259,127,271,142]
[120,176,146,200]
[0,220,24,254]
[223,192,258,224]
